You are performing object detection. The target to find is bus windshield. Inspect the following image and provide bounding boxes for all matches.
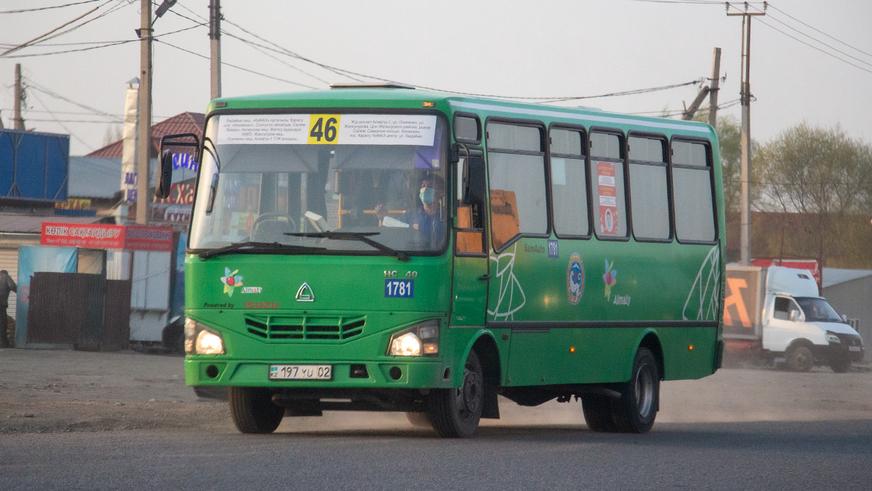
[189,113,448,255]
[795,297,842,323]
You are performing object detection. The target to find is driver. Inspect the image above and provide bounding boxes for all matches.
[375,175,445,247]
[408,176,445,247]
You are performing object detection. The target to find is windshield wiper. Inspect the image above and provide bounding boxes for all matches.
[285,231,409,262]
[198,241,326,259]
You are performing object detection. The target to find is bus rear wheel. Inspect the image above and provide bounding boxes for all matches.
[229,387,284,434]
[611,347,660,433]
[426,351,484,438]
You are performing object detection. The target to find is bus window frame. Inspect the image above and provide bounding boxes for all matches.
[453,145,488,258]
[187,107,452,258]
[589,127,631,242]
[627,131,674,244]
[548,123,592,240]
[485,117,550,253]
[453,112,482,146]
[669,135,719,246]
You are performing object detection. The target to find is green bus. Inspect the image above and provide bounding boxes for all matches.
[157,84,725,437]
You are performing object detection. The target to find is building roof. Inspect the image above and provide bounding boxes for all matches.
[822,268,872,288]
[0,212,106,234]
[69,157,121,199]
[86,112,204,159]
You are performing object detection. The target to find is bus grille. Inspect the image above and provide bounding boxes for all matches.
[244,314,366,342]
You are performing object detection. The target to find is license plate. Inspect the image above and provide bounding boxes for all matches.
[269,364,332,380]
[848,346,861,352]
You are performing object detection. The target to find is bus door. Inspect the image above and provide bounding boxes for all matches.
[450,154,489,326]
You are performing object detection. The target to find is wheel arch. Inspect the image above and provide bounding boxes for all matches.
[459,330,502,419]
[637,330,665,380]
[785,337,816,353]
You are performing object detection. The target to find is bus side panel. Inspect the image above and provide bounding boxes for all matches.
[505,328,640,386]
[656,327,720,380]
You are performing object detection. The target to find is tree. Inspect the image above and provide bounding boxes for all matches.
[755,124,872,266]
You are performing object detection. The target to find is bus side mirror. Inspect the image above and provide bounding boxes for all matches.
[155,150,173,199]
[156,132,201,199]
[788,310,800,322]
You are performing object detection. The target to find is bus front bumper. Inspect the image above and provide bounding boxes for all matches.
[185,357,455,389]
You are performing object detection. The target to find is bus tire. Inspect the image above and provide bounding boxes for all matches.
[581,394,617,432]
[611,347,659,433]
[229,387,284,434]
[786,344,814,372]
[426,350,483,438]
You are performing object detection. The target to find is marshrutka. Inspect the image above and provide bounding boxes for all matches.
[156,84,725,437]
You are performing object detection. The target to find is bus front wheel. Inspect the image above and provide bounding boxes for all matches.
[229,387,284,434]
[426,351,484,438]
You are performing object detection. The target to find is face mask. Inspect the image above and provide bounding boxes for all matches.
[419,187,435,205]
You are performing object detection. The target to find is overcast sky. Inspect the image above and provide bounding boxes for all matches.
[1,0,870,156]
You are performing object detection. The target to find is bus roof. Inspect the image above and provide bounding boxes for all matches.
[209,87,715,137]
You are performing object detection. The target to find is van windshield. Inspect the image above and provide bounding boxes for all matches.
[795,297,842,323]
[189,113,447,254]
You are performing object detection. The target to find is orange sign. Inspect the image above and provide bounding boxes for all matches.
[596,162,620,236]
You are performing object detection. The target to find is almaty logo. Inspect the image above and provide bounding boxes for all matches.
[221,267,244,297]
[603,259,617,301]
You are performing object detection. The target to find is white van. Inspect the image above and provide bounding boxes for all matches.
[723,265,865,372]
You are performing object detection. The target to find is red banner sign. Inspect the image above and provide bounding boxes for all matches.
[40,222,174,251]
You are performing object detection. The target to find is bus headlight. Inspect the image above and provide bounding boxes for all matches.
[388,320,439,357]
[185,318,225,355]
[826,332,841,344]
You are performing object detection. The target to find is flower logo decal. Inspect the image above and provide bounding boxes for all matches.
[603,259,617,301]
[221,267,244,297]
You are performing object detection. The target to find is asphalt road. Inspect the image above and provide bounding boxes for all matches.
[1,350,871,489]
[2,420,871,490]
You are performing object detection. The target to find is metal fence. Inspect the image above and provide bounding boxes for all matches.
[27,272,130,351]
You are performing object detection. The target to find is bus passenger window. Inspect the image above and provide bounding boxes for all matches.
[590,131,627,238]
[629,136,669,240]
[672,140,715,242]
[486,122,547,250]
[550,128,588,237]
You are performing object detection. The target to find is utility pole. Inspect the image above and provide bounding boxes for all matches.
[13,64,25,130]
[708,47,721,128]
[209,0,221,99]
[136,0,152,225]
[727,2,766,265]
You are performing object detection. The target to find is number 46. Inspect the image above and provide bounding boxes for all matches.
[310,116,338,143]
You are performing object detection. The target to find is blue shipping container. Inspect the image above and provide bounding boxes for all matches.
[0,129,69,201]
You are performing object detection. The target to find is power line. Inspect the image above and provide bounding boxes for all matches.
[2,23,204,58]
[627,0,725,4]
[755,16,872,76]
[0,0,116,56]
[0,0,101,15]
[215,9,705,101]
[768,3,872,60]
[751,7,872,70]
[163,3,339,86]
[538,79,702,104]
[27,89,97,151]
[24,118,122,124]
[154,39,320,89]
[24,76,118,118]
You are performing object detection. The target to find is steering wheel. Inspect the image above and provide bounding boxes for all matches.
[251,213,297,242]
